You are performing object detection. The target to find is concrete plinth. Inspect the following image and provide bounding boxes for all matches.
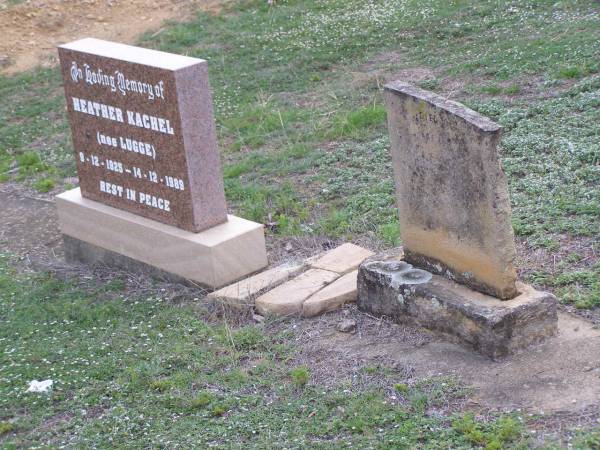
[56,188,268,289]
[357,250,558,359]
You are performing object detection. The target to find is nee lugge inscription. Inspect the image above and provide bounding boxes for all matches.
[58,38,227,232]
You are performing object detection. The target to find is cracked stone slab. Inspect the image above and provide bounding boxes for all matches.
[207,262,305,307]
[255,268,339,316]
[357,250,558,359]
[310,243,374,274]
[303,270,358,317]
[384,81,518,299]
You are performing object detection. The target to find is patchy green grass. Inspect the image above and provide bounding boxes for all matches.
[3,254,572,448]
[145,0,598,292]
[1,1,599,446]
[2,0,598,243]
[553,264,600,309]
[0,69,71,190]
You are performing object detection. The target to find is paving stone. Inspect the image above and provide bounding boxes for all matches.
[255,268,339,316]
[208,262,304,307]
[310,243,374,274]
[302,270,358,317]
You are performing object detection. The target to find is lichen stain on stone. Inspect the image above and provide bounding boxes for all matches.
[393,269,432,287]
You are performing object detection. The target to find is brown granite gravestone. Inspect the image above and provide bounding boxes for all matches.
[58,38,227,233]
[55,39,268,289]
[383,81,518,299]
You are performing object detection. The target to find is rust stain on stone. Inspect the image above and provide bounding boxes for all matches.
[384,81,518,299]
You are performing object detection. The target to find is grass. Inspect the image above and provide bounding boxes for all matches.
[146,0,598,294]
[0,254,559,448]
[1,1,598,249]
[0,0,599,443]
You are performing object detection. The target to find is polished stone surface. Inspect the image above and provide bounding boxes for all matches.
[58,38,227,232]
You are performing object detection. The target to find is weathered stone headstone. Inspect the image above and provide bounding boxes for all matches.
[55,39,267,288]
[357,82,558,358]
[383,81,518,299]
[58,38,227,232]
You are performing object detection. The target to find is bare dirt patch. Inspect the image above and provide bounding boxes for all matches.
[0,182,63,266]
[0,0,228,75]
[283,305,600,417]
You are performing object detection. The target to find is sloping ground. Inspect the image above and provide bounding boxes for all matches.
[2,180,599,419]
[0,0,226,74]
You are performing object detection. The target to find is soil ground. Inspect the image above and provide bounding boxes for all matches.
[2,182,599,428]
[1,1,598,445]
[0,0,226,74]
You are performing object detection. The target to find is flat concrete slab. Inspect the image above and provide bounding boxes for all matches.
[208,262,305,307]
[303,270,358,317]
[310,243,374,274]
[255,268,339,316]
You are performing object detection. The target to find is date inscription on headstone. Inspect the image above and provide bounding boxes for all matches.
[58,38,227,232]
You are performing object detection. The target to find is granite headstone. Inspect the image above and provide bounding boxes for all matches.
[58,38,227,233]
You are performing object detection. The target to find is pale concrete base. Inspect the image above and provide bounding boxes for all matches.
[207,262,306,307]
[255,268,339,316]
[56,188,268,289]
[357,250,558,359]
[303,270,358,317]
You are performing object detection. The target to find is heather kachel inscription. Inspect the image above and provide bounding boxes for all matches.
[58,38,227,232]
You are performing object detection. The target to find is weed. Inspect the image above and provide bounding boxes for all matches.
[290,366,310,388]
[573,427,600,449]
[553,267,600,309]
[16,151,41,167]
[394,383,409,394]
[409,390,429,413]
[452,413,525,448]
[327,103,387,140]
[149,379,172,392]
[418,78,440,91]
[378,221,400,246]
[189,392,214,410]
[504,83,521,95]
[0,422,15,435]
[33,177,55,193]
[210,403,229,417]
[229,326,266,351]
[482,84,503,95]
[558,66,584,79]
